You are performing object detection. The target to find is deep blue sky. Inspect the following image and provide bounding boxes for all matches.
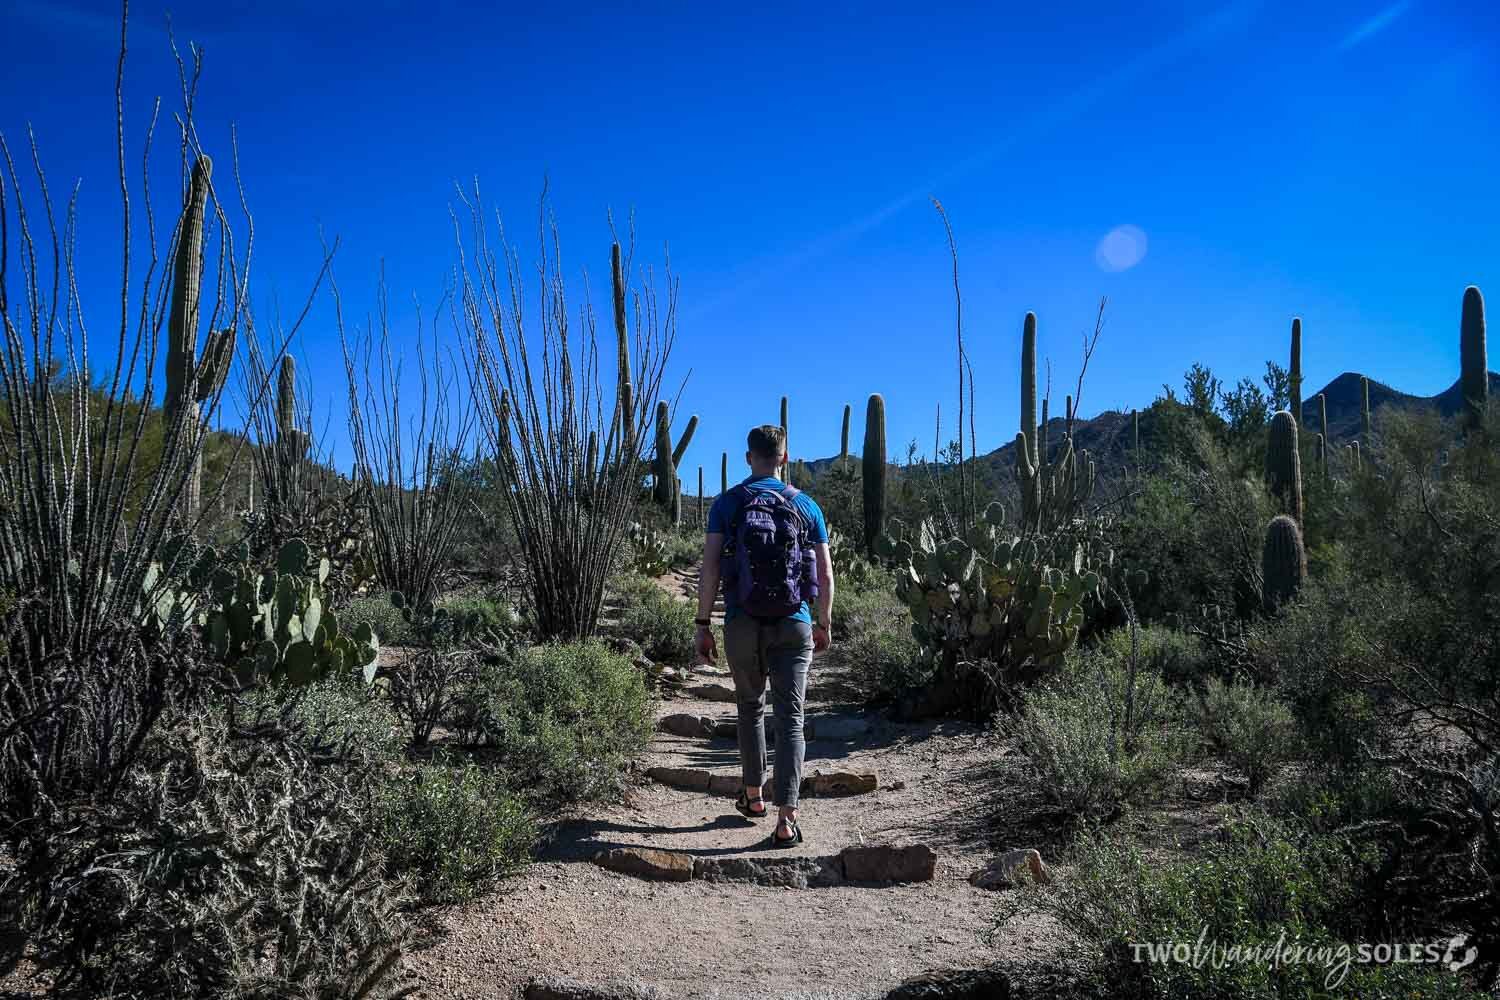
[2,0,1496,488]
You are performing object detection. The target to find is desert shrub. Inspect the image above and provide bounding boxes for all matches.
[458,641,652,807]
[1194,671,1302,797]
[379,756,536,903]
[998,819,1484,999]
[343,590,416,646]
[1196,676,1297,796]
[1012,628,1192,820]
[613,574,695,665]
[243,675,404,769]
[1093,624,1212,687]
[1,705,410,998]
[829,566,899,637]
[832,583,926,703]
[441,585,525,637]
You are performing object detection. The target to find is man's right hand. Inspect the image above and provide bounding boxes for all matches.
[695,625,718,665]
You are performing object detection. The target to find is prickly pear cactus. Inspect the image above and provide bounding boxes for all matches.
[876,500,1108,689]
[202,538,380,686]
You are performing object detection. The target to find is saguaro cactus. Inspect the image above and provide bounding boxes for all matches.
[1262,514,1306,614]
[652,401,698,524]
[1461,285,1487,431]
[697,466,704,526]
[840,403,851,470]
[721,452,728,494]
[164,154,236,516]
[1266,410,1303,524]
[1361,376,1371,439]
[1065,393,1075,441]
[1040,397,1050,470]
[611,244,636,459]
[1132,408,1140,460]
[1317,394,1329,476]
[275,355,310,502]
[779,395,790,481]
[1020,312,1038,469]
[1289,317,1303,430]
[863,393,886,555]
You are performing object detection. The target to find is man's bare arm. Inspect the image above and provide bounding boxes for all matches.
[699,532,724,621]
[813,542,834,645]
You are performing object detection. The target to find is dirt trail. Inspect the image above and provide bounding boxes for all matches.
[403,565,1055,1000]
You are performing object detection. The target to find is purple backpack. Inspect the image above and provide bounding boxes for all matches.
[723,483,819,618]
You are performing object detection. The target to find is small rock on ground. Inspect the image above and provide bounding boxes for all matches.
[688,682,737,702]
[655,713,716,738]
[970,848,1051,890]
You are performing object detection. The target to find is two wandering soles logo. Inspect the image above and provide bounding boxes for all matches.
[1131,928,1477,990]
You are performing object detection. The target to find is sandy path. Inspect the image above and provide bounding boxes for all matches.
[401,567,1055,999]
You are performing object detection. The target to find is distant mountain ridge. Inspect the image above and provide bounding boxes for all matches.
[801,371,1500,483]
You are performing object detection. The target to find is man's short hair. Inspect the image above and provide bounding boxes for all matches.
[747,424,786,459]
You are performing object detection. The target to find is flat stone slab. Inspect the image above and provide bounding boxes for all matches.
[840,843,937,883]
[687,682,737,702]
[803,770,879,796]
[646,766,878,798]
[645,766,711,792]
[692,855,844,889]
[593,843,938,887]
[591,847,694,883]
[524,976,667,1000]
[655,713,716,738]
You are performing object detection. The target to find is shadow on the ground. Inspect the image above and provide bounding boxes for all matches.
[536,812,792,862]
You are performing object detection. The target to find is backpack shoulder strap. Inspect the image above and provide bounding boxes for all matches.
[776,483,812,532]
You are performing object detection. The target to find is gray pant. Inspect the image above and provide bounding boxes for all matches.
[724,615,812,808]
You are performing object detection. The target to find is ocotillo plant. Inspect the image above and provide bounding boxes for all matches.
[653,400,698,524]
[612,243,636,459]
[1040,397,1050,469]
[1266,410,1303,524]
[1361,376,1371,439]
[1289,317,1303,431]
[1262,514,1307,614]
[1461,285,1487,431]
[863,393,886,556]
[164,155,236,517]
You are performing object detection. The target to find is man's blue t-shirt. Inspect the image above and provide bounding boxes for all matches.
[707,476,829,624]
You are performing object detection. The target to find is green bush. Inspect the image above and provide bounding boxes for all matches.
[457,640,652,807]
[380,756,536,903]
[1012,632,1192,820]
[340,590,414,646]
[614,574,695,665]
[830,579,927,702]
[1197,676,1297,796]
[440,585,524,637]
[1094,624,1212,687]
[997,819,1485,999]
[244,675,404,768]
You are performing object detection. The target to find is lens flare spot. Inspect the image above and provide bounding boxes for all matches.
[1095,225,1148,272]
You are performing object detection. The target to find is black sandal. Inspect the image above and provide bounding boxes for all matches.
[735,790,768,820]
[767,818,802,849]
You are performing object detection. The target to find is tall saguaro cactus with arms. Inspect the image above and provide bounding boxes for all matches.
[164,154,236,517]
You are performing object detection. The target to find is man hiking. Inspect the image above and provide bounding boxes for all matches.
[696,425,834,848]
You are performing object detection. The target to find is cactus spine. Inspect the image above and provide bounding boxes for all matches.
[1289,317,1303,430]
[611,244,636,460]
[165,155,235,516]
[1461,285,1487,431]
[1361,376,1371,439]
[1262,514,1306,614]
[863,393,886,556]
[652,401,697,525]
[1266,410,1303,524]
